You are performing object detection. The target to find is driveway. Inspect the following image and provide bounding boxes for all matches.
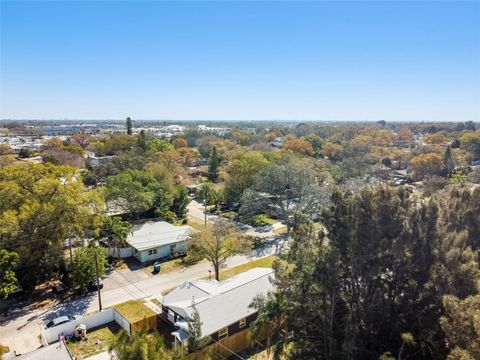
[187,199,218,223]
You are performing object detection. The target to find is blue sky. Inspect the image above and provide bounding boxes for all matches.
[1,1,479,121]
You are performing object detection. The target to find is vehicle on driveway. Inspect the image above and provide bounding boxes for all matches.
[45,315,82,329]
[153,262,161,274]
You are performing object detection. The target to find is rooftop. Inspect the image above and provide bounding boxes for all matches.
[162,267,274,336]
[12,341,72,360]
[127,221,192,252]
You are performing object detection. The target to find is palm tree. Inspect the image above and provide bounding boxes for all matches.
[109,329,179,360]
[100,217,132,258]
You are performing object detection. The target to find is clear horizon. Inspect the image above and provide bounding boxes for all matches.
[1,1,479,121]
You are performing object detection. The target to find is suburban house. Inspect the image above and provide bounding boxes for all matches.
[160,267,274,354]
[126,221,192,263]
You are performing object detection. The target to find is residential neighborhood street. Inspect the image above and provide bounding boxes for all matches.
[0,202,286,356]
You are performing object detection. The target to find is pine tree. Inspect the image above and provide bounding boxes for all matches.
[274,186,452,359]
[440,294,480,359]
[187,301,208,352]
[207,146,221,182]
[443,146,455,176]
[137,130,147,152]
[126,117,133,135]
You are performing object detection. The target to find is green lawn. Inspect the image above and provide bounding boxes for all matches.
[250,214,277,226]
[114,300,155,323]
[67,322,120,359]
[145,256,204,276]
[156,258,184,273]
[219,256,277,280]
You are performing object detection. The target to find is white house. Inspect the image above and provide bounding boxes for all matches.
[127,221,192,263]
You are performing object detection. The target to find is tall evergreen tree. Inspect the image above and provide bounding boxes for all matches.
[273,186,474,360]
[187,301,208,352]
[443,146,455,176]
[207,146,221,182]
[440,187,480,251]
[137,129,147,152]
[440,293,480,359]
[126,117,133,135]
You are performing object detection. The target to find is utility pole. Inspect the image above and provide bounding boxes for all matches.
[68,237,73,262]
[94,249,102,312]
[204,187,208,228]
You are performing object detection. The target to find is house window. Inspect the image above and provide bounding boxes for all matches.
[218,327,228,340]
[148,249,157,256]
[239,318,246,328]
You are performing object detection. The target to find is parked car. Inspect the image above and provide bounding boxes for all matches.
[45,315,82,329]
[87,280,104,291]
[153,262,161,274]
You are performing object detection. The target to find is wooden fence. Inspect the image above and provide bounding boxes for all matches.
[130,314,158,333]
[194,323,274,359]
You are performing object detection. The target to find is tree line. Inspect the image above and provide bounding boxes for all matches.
[265,185,479,360]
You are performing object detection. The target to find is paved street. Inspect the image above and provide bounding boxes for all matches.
[186,199,219,223]
[0,199,287,355]
[0,238,283,355]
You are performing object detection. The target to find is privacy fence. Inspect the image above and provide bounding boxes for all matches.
[42,306,159,344]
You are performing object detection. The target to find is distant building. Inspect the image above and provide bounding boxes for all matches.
[392,169,410,186]
[40,124,97,136]
[197,125,229,136]
[84,150,112,167]
[127,221,192,263]
[270,137,284,148]
[393,140,412,148]
[161,267,274,350]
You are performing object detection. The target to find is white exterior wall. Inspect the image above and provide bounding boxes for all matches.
[113,307,131,335]
[108,247,133,258]
[135,241,187,263]
[42,309,114,344]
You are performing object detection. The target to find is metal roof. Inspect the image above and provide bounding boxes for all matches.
[127,221,192,252]
[162,267,274,336]
[13,342,72,360]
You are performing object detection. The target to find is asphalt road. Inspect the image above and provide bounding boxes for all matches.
[0,199,286,355]
[0,239,282,355]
